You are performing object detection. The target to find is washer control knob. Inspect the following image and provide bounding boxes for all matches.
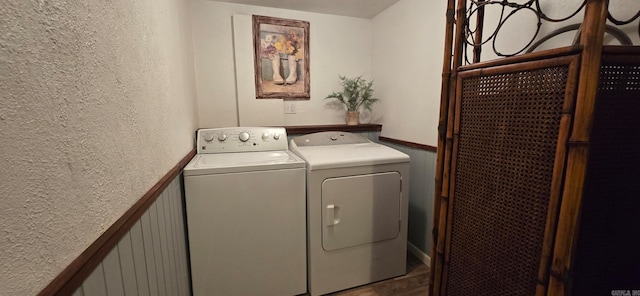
[239,131,250,142]
[217,133,227,142]
[330,134,338,141]
[262,132,270,140]
[273,133,281,140]
[204,134,215,142]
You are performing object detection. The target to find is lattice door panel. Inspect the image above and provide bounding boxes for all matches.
[570,52,640,295]
[437,55,580,296]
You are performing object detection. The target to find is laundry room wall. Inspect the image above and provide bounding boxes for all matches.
[0,0,198,294]
[372,0,445,147]
[190,1,374,128]
[371,0,446,260]
[191,0,447,263]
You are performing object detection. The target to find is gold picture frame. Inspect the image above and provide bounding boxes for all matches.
[253,15,310,99]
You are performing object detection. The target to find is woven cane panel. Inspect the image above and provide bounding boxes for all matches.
[571,60,640,295]
[445,66,567,295]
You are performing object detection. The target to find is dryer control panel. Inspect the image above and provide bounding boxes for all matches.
[197,127,288,154]
[290,131,370,147]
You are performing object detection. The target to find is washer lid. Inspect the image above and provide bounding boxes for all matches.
[184,150,305,176]
[291,143,409,170]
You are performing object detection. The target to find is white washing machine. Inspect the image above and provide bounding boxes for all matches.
[289,132,410,296]
[184,127,306,296]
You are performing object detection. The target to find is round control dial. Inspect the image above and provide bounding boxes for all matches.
[217,133,227,141]
[273,133,281,140]
[262,132,270,140]
[239,131,250,142]
[204,134,215,142]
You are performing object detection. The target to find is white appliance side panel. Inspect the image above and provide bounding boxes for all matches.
[184,168,306,296]
[321,172,401,251]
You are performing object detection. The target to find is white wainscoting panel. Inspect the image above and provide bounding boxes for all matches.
[73,175,190,296]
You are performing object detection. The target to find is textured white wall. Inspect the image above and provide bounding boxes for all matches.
[372,0,446,146]
[190,1,374,127]
[0,0,198,294]
[232,14,285,126]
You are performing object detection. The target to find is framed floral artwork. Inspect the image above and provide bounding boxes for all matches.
[253,15,310,99]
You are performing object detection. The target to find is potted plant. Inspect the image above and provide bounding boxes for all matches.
[325,75,379,125]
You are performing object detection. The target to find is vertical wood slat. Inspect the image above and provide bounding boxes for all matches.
[140,211,160,296]
[440,69,465,296]
[432,0,467,295]
[170,178,190,296]
[430,0,456,292]
[472,0,485,63]
[163,178,179,296]
[103,247,125,296]
[167,182,181,295]
[130,220,151,296]
[548,1,609,295]
[148,203,167,296]
[171,179,184,296]
[71,287,84,296]
[117,231,139,296]
[82,264,107,296]
[534,56,581,296]
[156,190,175,296]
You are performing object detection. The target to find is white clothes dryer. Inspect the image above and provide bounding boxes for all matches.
[290,132,410,296]
[184,127,306,296]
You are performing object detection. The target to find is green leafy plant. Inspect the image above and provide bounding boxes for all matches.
[325,75,379,112]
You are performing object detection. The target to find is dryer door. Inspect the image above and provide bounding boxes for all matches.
[321,172,401,251]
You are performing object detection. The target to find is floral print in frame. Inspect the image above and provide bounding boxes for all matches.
[253,15,310,99]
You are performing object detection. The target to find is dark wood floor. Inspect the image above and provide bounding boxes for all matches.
[328,253,430,296]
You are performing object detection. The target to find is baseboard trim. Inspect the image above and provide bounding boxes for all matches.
[407,242,431,268]
[39,149,196,296]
